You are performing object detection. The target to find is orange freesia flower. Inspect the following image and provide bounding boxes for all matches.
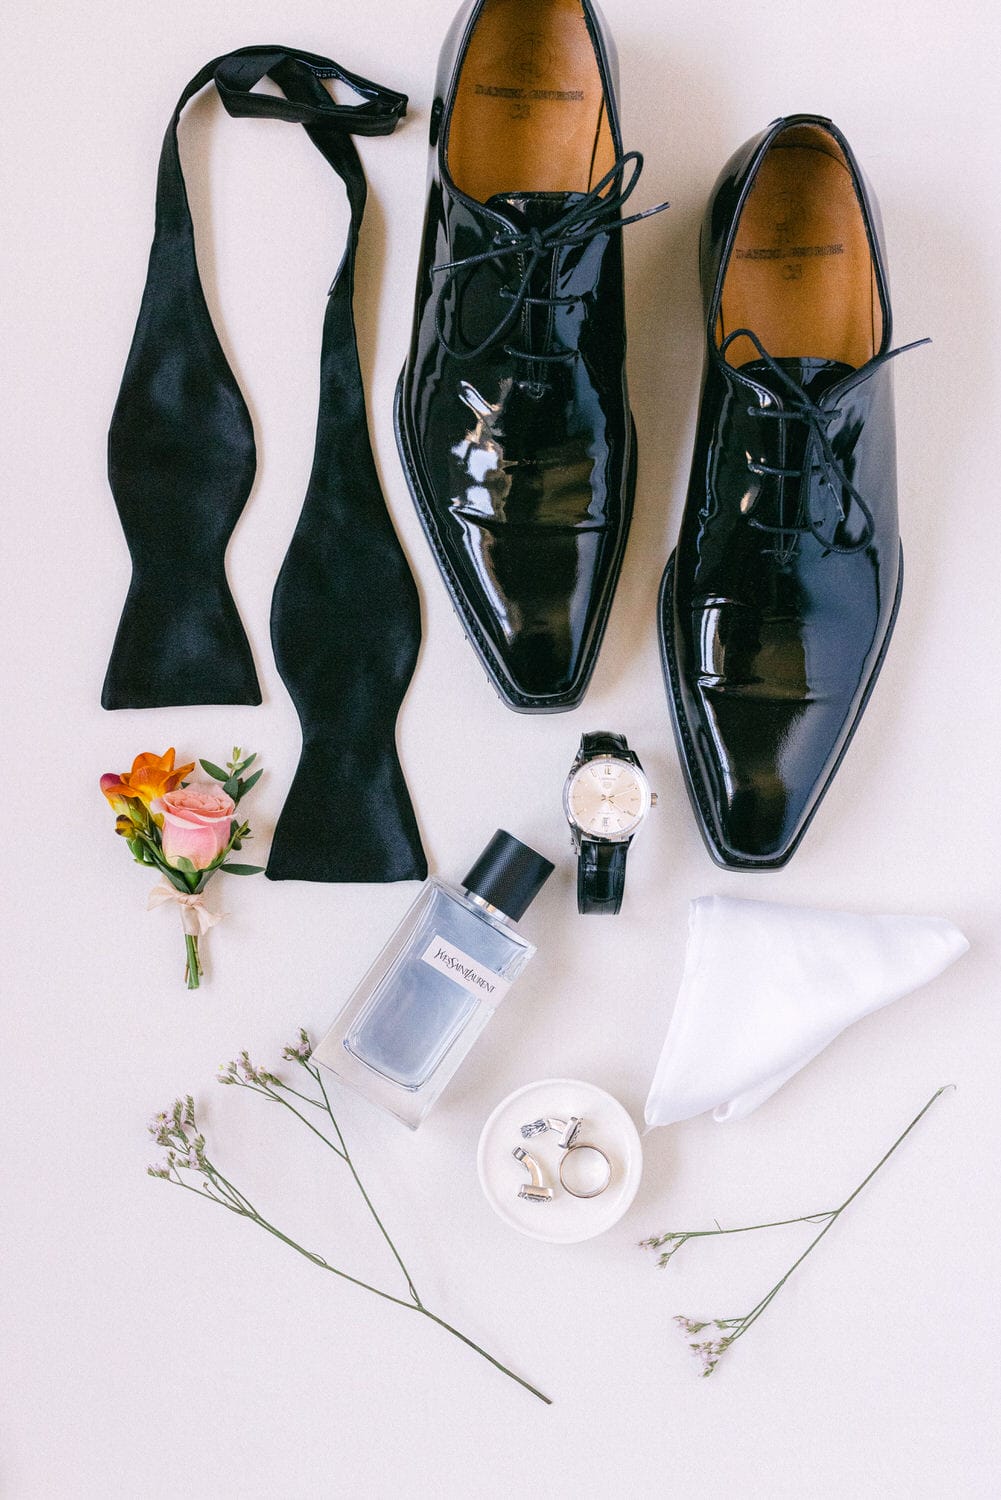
[100,773,135,813]
[100,748,195,810]
[126,749,196,803]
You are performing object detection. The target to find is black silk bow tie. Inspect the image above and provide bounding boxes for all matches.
[101,47,427,884]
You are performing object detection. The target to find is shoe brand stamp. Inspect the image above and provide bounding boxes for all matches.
[735,243,844,260]
[478,31,584,117]
[474,84,585,101]
[504,31,555,82]
[735,196,843,273]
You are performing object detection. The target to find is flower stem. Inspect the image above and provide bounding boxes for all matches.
[184,933,201,989]
[250,1082,347,1161]
[165,1171,550,1403]
[648,1211,838,1249]
[669,1085,954,1366]
[156,1043,552,1404]
[314,1069,421,1305]
[414,1307,552,1405]
[166,1172,417,1306]
[726,1086,955,1346]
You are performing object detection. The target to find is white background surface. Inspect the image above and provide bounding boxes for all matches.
[3,1,999,1495]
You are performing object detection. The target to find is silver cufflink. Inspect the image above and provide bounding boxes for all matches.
[519,1114,583,1149]
[516,1113,612,1202]
[512,1146,553,1203]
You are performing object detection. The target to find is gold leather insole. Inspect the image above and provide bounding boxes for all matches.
[719,127,882,370]
[447,0,617,201]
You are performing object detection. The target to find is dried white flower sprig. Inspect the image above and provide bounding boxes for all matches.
[642,1086,952,1378]
[148,1030,550,1404]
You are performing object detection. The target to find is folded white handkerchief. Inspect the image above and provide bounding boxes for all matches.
[645,895,969,1128]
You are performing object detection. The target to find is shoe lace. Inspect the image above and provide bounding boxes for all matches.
[721,326,930,554]
[432,152,669,362]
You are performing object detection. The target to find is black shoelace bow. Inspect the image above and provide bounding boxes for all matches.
[432,152,669,362]
[102,47,427,884]
[722,327,931,555]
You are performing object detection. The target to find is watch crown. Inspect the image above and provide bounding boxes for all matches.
[650,793,658,807]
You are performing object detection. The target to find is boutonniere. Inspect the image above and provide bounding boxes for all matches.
[100,747,263,988]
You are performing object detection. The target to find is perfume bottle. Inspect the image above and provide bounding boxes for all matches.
[313,830,554,1129]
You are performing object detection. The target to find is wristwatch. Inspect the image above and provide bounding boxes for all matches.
[562,732,656,915]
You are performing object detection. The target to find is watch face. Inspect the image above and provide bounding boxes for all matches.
[563,756,651,840]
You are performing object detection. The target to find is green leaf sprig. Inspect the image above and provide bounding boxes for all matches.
[198,748,265,880]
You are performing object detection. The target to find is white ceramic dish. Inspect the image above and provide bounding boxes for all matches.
[476,1078,643,1244]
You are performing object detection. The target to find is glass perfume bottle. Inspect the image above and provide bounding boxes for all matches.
[313,830,554,1129]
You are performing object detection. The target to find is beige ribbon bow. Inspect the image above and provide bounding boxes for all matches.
[147,879,223,937]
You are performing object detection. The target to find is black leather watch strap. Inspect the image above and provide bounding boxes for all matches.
[579,730,632,762]
[577,837,629,915]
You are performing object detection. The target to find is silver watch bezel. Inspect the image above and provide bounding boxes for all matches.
[562,754,653,844]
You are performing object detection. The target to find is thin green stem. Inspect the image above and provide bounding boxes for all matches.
[226,1066,415,1294]
[154,1041,550,1403]
[168,1175,242,1215]
[203,1162,262,1216]
[167,1176,550,1402]
[168,1175,411,1304]
[830,1086,953,1216]
[414,1308,551,1405]
[315,1071,421,1305]
[243,1215,413,1306]
[710,1086,954,1349]
[184,933,201,990]
[649,1211,837,1252]
[735,1086,955,1341]
[269,1080,328,1112]
[244,1080,348,1161]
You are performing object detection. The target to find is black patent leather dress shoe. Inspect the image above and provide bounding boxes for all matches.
[659,115,927,869]
[396,0,666,711]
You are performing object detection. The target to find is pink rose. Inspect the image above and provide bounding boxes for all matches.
[151,784,236,870]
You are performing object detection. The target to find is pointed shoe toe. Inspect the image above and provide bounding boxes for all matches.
[660,114,922,868]
[686,679,861,869]
[395,370,634,711]
[397,0,664,711]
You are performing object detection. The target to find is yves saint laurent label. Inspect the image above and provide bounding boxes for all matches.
[420,936,511,1002]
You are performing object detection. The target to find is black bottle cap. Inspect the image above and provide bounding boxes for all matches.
[462,830,555,922]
